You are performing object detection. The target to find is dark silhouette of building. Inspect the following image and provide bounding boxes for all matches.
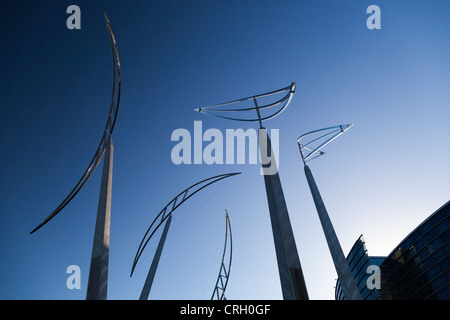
[336,200,449,300]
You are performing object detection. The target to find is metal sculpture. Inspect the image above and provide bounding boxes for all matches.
[195,82,295,127]
[297,124,362,300]
[131,172,241,299]
[211,210,232,300]
[30,12,121,235]
[195,83,309,300]
[297,124,353,164]
[30,12,121,301]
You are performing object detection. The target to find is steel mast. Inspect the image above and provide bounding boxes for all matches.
[297,124,362,300]
[30,12,121,301]
[195,83,308,300]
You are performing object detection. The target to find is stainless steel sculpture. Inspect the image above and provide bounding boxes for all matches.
[195,83,309,300]
[30,12,121,301]
[211,210,232,300]
[297,124,362,300]
[297,124,353,164]
[131,173,241,299]
[30,12,121,234]
[194,83,295,126]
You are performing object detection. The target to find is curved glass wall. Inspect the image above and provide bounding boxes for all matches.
[336,201,449,300]
[380,200,449,300]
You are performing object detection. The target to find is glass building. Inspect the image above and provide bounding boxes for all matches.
[336,200,449,300]
[335,235,384,300]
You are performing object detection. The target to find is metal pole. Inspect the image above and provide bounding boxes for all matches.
[303,164,362,300]
[260,130,309,300]
[139,214,173,300]
[86,137,113,300]
[253,97,263,129]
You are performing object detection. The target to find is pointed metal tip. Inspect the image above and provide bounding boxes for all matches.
[30,224,42,235]
[193,107,201,112]
[103,11,110,23]
[290,82,296,93]
[340,124,354,132]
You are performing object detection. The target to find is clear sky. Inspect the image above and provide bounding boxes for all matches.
[0,0,449,300]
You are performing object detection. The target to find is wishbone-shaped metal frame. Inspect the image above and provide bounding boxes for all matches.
[297,124,353,164]
[194,82,296,123]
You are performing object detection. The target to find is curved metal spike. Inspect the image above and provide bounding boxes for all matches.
[30,14,121,234]
[130,173,241,277]
[211,210,232,300]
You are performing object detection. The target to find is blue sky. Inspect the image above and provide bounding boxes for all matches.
[0,0,449,300]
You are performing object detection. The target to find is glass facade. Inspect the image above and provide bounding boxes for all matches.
[335,235,383,300]
[336,200,449,300]
[380,200,449,300]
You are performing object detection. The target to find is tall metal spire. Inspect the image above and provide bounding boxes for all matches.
[298,124,362,300]
[195,83,309,300]
[31,13,121,301]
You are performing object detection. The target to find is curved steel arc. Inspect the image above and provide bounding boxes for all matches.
[194,83,296,122]
[200,90,291,113]
[131,173,241,277]
[30,13,121,234]
[198,84,293,110]
[297,124,353,163]
[211,210,232,300]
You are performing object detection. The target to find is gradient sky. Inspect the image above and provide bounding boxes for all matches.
[0,0,449,300]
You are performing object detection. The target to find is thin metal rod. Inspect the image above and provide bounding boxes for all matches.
[139,215,172,300]
[253,97,263,129]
